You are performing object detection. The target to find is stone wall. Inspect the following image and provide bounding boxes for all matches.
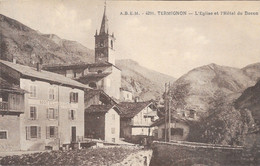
[150,141,255,166]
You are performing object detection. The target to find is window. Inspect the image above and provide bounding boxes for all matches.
[46,126,58,139]
[0,131,7,139]
[111,40,113,49]
[97,70,102,74]
[47,108,58,120]
[73,72,77,78]
[29,85,37,98]
[112,138,115,143]
[26,126,41,139]
[30,106,37,120]
[171,128,184,136]
[49,88,55,100]
[70,92,78,103]
[69,110,76,120]
[111,128,115,134]
[189,110,195,119]
[112,114,115,120]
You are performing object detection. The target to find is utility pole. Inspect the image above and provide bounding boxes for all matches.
[168,83,171,142]
[164,83,167,142]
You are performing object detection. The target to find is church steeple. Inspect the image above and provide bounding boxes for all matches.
[99,2,108,35]
[95,0,116,65]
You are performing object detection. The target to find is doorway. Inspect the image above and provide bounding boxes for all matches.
[71,126,76,142]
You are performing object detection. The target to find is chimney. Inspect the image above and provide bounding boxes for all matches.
[134,97,139,103]
[13,58,16,64]
[36,57,43,72]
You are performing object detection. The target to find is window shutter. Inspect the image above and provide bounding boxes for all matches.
[70,92,73,102]
[73,110,76,120]
[68,110,71,120]
[76,93,78,102]
[34,107,37,120]
[55,109,59,119]
[26,126,30,140]
[46,126,50,139]
[46,108,49,119]
[37,126,41,139]
[55,126,58,138]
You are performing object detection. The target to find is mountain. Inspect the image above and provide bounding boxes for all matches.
[235,80,260,126]
[170,63,258,117]
[116,59,175,100]
[0,14,94,65]
[174,63,260,145]
[0,14,175,100]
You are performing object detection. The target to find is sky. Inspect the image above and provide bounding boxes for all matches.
[0,0,260,78]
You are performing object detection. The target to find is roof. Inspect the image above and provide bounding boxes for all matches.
[77,72,111,84]
[85,104,120,114]
[42,62,89,71]
[0,77,27,94]
[84,89,117,105]
[43,61,121,71]
[150,117,189,127]
[117,101,153,118]
[99,5,108,35]
[0,60,90,90]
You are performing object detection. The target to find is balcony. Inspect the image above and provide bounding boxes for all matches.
[0,100,24,116]
[0,101,8,111]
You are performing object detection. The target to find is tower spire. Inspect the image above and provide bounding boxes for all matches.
[99,0,108,34]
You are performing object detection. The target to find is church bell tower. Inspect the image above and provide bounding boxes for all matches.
[95,3,116,65]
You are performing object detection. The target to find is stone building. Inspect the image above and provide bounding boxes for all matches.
[151,117,190,141]
[0,60,89,150]
[0,78,25,151]
[85,105,120,143]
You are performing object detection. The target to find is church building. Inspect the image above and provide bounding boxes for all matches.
[43,5,122,100]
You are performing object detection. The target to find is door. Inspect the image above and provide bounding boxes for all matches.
[71,126,76,142]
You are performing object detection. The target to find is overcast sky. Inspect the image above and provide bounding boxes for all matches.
[1,0,260,78]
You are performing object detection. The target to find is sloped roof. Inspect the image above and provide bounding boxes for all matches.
[42,62,89,71]
[85,105,120,114]
[0,60,90,90]
[117,101,153,118]
[77,72,111,84]
[84,89,117,105]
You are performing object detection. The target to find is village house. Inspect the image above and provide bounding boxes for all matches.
[85,105,120,143]
[0,78,26,151]
[151,117,190,141]
[118,101,159,139]
[120,88,133,102]
[0,60,89,151]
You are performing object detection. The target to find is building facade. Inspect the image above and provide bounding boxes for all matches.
[0,78,25,151]
[151,117,190,141]
[118,101,158,139]
[0,60,88,150]
[85,105,120,143]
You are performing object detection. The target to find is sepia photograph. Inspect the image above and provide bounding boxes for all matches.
[0,0,259,165]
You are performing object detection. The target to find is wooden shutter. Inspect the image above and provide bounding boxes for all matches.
[26,126,30,140]
[74,110,76,120]
[46,108,49,119]
[55,109,59,119]
[68,110,71,120]
[55,126,58,138]
[37,126,41,139]
[76,93,78,102]
[46,126,50,139]
[70,92,73,102]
